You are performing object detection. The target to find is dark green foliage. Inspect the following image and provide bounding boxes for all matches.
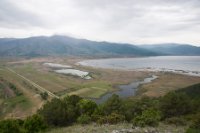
[38,95,82,127]
[132,108,161,127]
[186,128,200,133]
[97,113,125,125]
[78,99,97,116]
[122,97,159,122]
[164,117,187,126]
[106,113,125,124]
[64,95,82,106]
[176,83,200,99]
[91,105,105,122]
[0,119,24,133]
[38,98,76,126]
[23,114,47,133]
[103,94,123,115]
[186,113,200,133]
[160,92,192,118]
[1,82,200,131]
[77,115,91,124]
[40,92,48,100]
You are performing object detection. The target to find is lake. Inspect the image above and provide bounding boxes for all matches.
[78,56,200,77]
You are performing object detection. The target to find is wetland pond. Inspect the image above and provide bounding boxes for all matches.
[91,75,158,104]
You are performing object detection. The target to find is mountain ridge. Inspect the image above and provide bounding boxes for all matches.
[0,35,199,57]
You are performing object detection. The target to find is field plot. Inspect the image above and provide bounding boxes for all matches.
[5,57,150,99]
[0,67,44,119]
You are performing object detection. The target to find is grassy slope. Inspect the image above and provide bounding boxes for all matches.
[0,67,43,119]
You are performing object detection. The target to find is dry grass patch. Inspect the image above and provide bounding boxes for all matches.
[139,72,200,97]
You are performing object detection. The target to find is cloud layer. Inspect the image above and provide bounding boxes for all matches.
[0,0,200,45]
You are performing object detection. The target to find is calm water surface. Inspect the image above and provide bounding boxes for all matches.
[79,56,200,76]
[79,56,200,103]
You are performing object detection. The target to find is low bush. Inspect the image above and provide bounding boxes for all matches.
[164,117,187,126]
[96,113,125,125]
[186,113,200,133]
[40,92,48,100]
[0,119,24,133]
[23,114,47,133]
[77,115,91,124]
[132,108,161,127]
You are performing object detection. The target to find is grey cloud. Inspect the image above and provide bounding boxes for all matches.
[0,0,44,28]
[0,0,199,45]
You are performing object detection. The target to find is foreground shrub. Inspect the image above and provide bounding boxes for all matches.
[23,114,47,133]
[38,98,76,126]
[164,117,187,126]
[160,92,192,118]
[123,97,159,122]
[186,114,200,133]
[97,113,125,124]
[0,119,24,133]
[78,99,97,116]
[77,115,91,124]
[103,94,123,115]
[132,108,161,127]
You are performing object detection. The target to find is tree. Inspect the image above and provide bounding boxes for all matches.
[103,94,123,115]
[160,92,192,118]
[38,98,76,126]
[77,114,91,124]
[0,119,24,133]
[40,92,48,100]
[122,96,159,122]
[23,114,47,133]
[132,108,161,127]
[186,113,200,133]
[78,99,97,116]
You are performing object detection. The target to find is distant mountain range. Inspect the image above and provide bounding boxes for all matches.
[140,43,200,56]
[0,35,199,57]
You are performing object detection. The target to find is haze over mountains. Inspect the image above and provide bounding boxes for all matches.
[0,35,199,57]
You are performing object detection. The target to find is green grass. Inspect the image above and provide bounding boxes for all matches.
[10,63,113,98]
[5,95,31,110]
[68,87,107,98]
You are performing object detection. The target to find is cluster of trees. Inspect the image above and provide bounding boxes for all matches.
[37,90,200,128]
[0,114,47,133]
[0,83,200,133]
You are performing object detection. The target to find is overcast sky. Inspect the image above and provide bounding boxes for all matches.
[0,0,200,46]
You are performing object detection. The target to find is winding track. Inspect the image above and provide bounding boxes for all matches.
[6,67,59,99]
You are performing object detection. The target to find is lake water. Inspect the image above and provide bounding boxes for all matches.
[78,56,200,77]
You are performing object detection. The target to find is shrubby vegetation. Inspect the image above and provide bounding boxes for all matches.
[40,92,48,100]
[0,114,47,133]
[132,108,161,127]
[0,83,199,133]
